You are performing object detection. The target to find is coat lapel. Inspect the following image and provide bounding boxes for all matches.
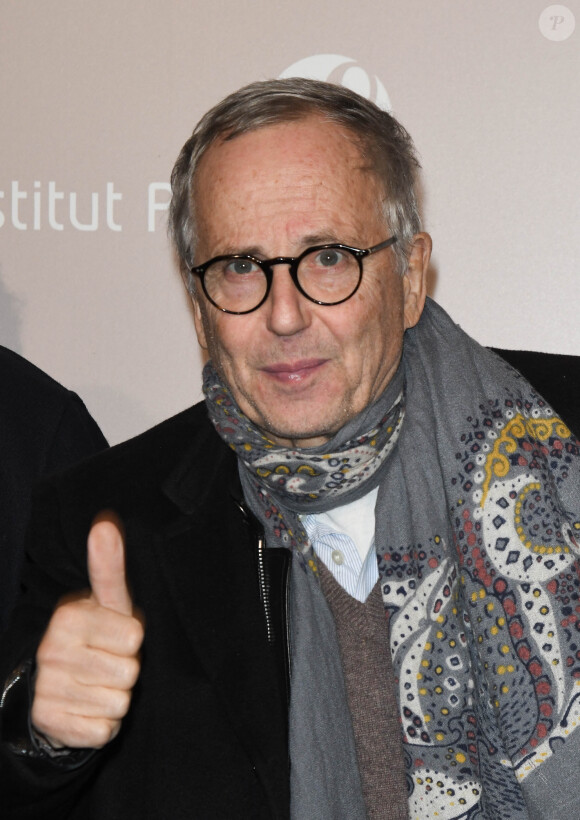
[152,421,289,812]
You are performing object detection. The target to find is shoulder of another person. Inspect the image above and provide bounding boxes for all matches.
[0,345,71,406]
[32,400,232,531]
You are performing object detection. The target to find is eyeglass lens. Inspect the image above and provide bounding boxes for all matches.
[203,246,361,313]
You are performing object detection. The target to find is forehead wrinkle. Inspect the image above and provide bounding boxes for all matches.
[193,117,387,260]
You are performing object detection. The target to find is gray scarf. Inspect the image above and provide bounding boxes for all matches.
[204,298,580,820]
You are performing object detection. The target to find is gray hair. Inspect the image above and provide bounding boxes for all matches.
[169,77,422,277]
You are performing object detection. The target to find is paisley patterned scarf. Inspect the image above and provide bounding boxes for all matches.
[204,298,580,820]
[203,358,405,566]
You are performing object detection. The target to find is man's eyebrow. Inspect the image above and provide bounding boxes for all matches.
[301,232,342,247]
[213,233,347,259]
[208,244,264,258]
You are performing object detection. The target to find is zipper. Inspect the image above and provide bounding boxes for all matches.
[233,498,275,645]
[232,495,292,704]
[256,530,274,644]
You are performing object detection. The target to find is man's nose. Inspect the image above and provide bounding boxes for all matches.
[264,264,310,336]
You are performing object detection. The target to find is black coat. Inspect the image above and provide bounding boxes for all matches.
[491,348,580,439]
[0,402,290,819]
[0,346,107,633]
[2,347,577,818]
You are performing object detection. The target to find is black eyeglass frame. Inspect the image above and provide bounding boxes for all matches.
[188,236,398,315]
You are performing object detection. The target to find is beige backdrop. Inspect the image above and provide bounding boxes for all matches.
[1,1,578,444]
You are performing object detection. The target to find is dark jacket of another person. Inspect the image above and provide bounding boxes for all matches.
[0,345,107,632]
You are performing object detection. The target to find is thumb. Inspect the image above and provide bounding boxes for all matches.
[87,512,132,616]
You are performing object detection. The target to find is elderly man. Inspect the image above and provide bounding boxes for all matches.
[1,79,580,820]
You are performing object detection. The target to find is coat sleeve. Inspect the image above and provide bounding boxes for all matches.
[0,475,108,819]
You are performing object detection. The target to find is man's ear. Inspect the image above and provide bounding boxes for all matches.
[191,290,209,351]
[403,232,432,330]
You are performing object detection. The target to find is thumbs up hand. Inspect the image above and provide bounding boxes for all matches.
[87,515,134,617]
[31,514,144,750]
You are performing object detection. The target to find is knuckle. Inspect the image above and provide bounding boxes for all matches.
[113,655,140,689]
[110,689,131,718]
[124,656,141,688]
[125,619,144,654]
[91,719,120,749]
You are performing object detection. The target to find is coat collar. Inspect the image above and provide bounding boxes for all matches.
[161,403,241,518]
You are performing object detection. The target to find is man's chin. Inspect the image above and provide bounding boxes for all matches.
[236,390,348,448]
[255,417,338,450]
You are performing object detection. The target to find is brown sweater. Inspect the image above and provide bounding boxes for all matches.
[319,563,409,820]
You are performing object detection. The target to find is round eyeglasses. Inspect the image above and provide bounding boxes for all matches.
[188,236,398,315]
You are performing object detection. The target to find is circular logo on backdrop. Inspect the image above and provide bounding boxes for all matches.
[538,5,576,40]
[279,54,392,111]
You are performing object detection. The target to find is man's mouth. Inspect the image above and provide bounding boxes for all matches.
[261,358,328,384]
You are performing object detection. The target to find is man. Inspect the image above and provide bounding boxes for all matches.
[1,79,580,819]
[0,345,107,633]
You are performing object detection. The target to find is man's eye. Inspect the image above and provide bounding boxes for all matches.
[225,258,259,275]
[315,249,344,268]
